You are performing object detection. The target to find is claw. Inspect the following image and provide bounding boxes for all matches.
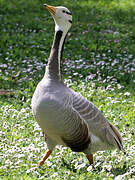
[37,160,45,168]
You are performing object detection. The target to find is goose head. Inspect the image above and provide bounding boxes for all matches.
[44,4,72,33]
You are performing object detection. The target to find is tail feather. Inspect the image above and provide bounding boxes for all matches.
[108,123,125,153]
[109,124,122,145]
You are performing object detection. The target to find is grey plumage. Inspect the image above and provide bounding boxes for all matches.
[32,4,124,166]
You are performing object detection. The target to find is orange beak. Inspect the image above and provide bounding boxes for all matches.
[44,4,57,15]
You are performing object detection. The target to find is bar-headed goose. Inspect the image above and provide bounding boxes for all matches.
[32,4,125,167]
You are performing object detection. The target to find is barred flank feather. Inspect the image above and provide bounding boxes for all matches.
[62,124,91,152]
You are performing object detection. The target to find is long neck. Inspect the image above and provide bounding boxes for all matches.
[45,30,67,81]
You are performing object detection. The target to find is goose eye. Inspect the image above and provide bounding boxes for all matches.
[62,10,65,13]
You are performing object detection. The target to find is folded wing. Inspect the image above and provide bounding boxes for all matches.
[71,89,124,152]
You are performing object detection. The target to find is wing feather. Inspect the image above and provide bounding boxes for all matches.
[70,89,124,151]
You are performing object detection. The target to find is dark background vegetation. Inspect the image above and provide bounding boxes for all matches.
[0,0,135,90]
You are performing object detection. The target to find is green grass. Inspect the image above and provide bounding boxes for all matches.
[0,0,135,179]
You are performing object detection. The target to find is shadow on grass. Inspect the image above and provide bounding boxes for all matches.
[110,166,127,176]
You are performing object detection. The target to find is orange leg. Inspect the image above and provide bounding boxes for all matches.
[86,153,94,165]
[37,149,52,167]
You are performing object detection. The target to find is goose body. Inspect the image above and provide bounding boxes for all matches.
[32,4,124,166]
